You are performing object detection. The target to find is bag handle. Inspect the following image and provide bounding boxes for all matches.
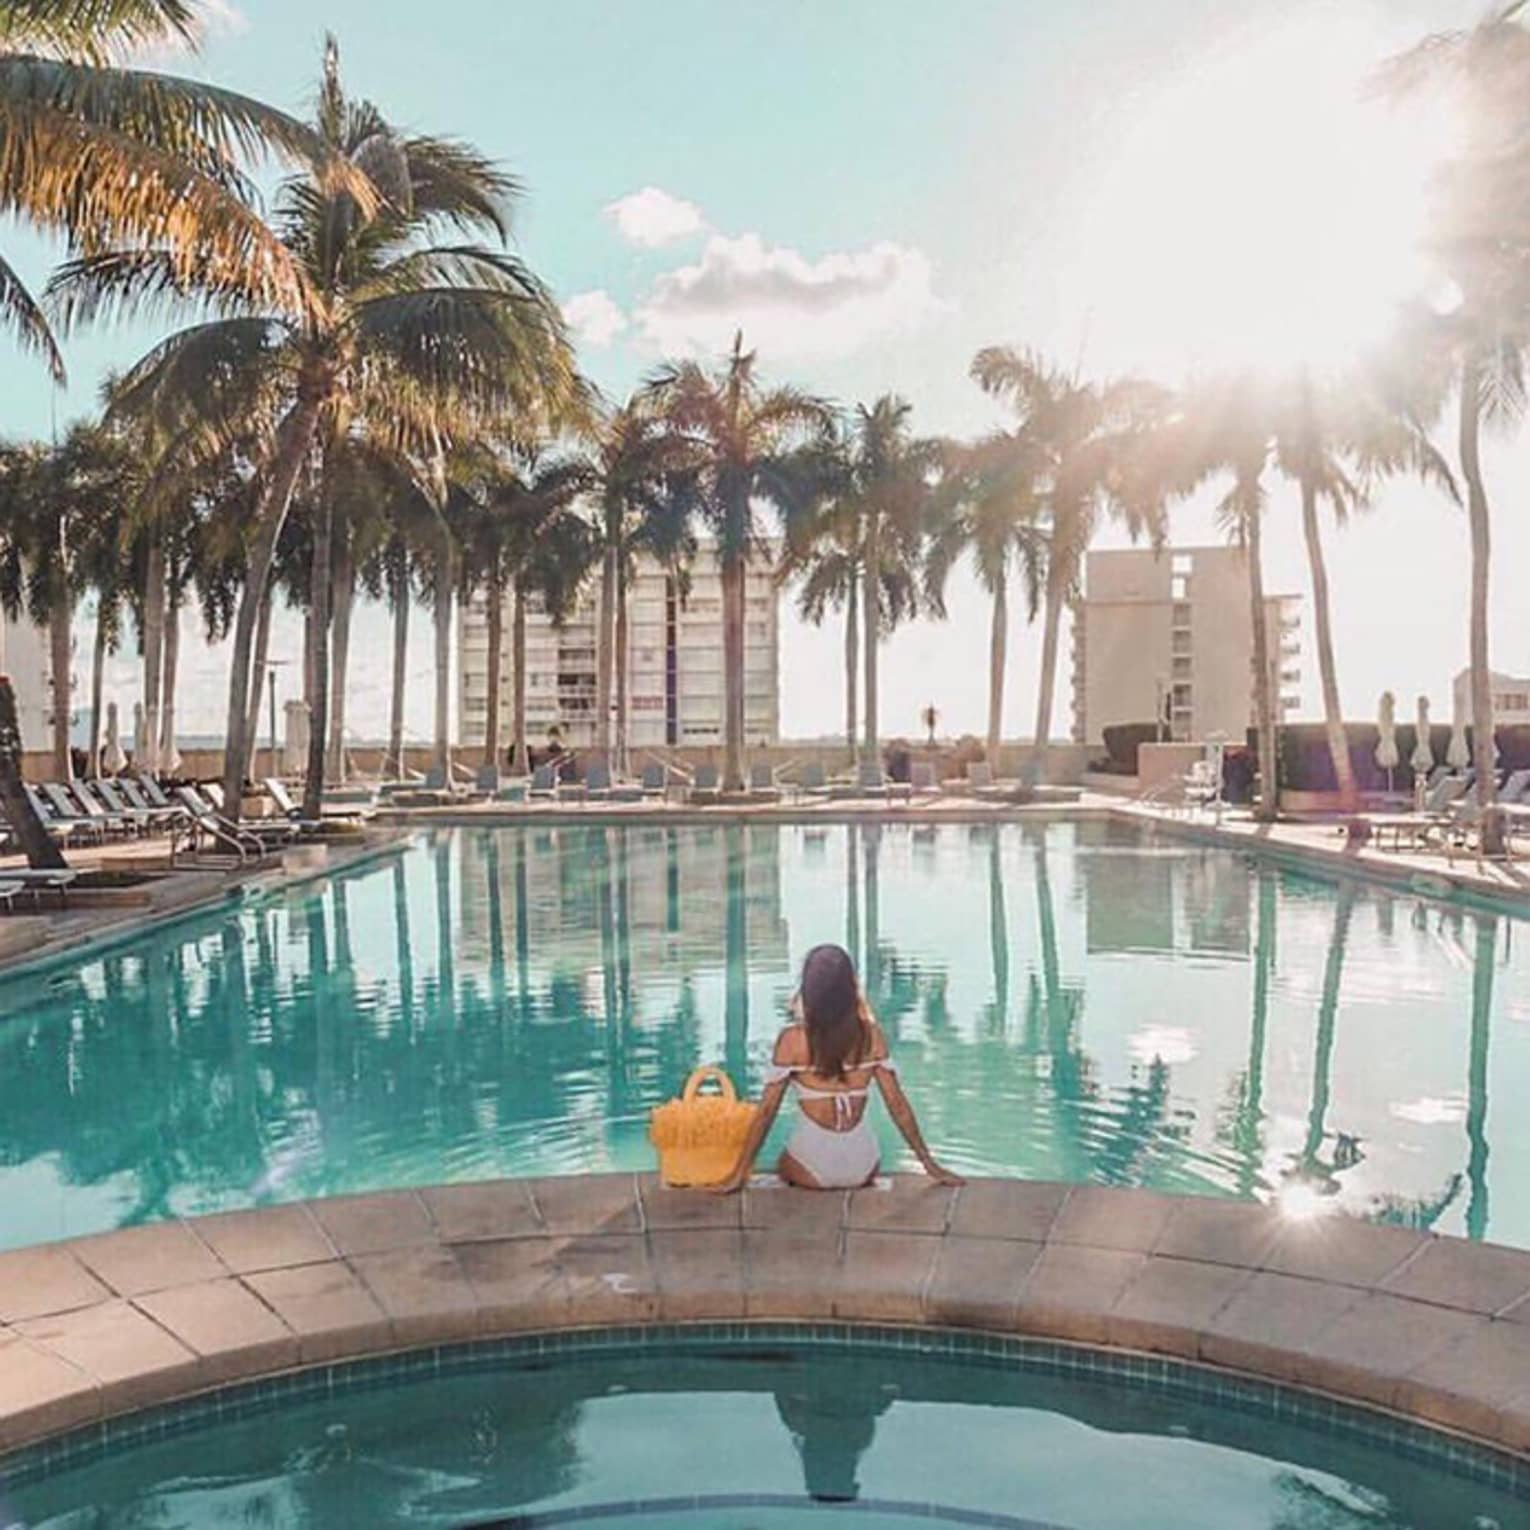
[682,1065,737,1103]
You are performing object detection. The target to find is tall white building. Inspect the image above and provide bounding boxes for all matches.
[459,546,780,756]
[1451,668,1530,730]
[1071,546,1302,746]
[0,614,69,754]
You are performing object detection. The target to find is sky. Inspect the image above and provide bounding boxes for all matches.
[7,0,1528,748]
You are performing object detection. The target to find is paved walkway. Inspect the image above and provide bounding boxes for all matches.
[1120,802,1530,910]
[4,1177,1530,1463]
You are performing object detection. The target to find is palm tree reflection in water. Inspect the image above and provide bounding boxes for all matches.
[0,822,1520,1249]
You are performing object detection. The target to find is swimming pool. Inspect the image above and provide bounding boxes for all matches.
[0,819,1525,1251]
[3,1329,1525,1528]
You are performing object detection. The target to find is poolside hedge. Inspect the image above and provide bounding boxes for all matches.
[1247,723,1530,792]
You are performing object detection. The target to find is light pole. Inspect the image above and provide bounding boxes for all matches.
[264,660,291,780]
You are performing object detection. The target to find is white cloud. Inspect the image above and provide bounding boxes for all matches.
[131,0,247,60]
[563,289,628,348]
[632,232,942,360]
[603,187,707,249]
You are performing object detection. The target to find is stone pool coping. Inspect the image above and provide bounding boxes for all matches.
[5,1176,1530,1466]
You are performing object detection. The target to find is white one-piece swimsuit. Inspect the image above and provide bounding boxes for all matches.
[766,1058,896,1188]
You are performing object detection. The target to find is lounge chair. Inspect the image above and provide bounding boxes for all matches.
[423,765,448,791]
[92,778,179,835]
[748,762,780,803]
[45,782,131,839]
[831,763,888,801]
[689,764,720,804]
[0,869,78,908]
[0,880,22,914]
[640,763,670,799]
[118,779,189,831]
[584,762,613,801]
[262,777,326,833]
[474,764,500,795]
[529,764,557,800]
[135,775,178,811]
[965,761,994,795]
[178,785,294,852]
[1354,774,1472,852]
[911,760,938,796]
[495,779,529,804]
[794,762,830,798]
[26,784,97,845]
[555,765,589,804]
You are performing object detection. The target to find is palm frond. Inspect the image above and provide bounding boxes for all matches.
[0,248,64,380]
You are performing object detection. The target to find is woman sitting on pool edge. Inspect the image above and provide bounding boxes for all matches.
[708,943,963,1193]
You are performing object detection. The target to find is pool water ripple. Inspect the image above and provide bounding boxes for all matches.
[0,819,1525,1251]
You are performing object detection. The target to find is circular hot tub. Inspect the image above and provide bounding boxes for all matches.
[3,1327,1524,1529]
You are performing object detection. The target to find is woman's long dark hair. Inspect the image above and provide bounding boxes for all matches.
[797,943,868,1080]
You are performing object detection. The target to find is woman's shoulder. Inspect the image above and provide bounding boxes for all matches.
[862,1019,891,1063]
[773,1024,809,1066]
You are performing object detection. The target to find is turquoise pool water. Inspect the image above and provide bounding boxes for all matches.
[0,820,1526,1251]
[4,1332,1525,1528]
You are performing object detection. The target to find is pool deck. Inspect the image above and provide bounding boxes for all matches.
[5,1177,1530,1465]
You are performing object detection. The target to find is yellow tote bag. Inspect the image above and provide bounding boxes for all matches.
[648,1066,756,1187]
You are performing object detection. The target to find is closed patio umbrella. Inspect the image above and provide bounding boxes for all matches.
[102,701,126,775]
[1410,696,1434,807]
[131,701,147,768]
[1448,697,1471,771]
[1375,691,1399,793]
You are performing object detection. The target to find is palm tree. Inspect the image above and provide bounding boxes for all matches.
[0,431,96,779]
[1269,367,1455,810]
[785,396,936,767]
[644,332,831,792]
[1382,7,1530,855]
[54,37,578,813]
[589,399,697,774]
[0,0,363,379]
[924,432,1047,771]
[778,481,861,762]
[1144,373,1282,820]
[454,445,595,772]
[969,348,1168,782]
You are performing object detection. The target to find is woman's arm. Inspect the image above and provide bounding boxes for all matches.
[874,1068,964,1186]
[706,1077,789,1194]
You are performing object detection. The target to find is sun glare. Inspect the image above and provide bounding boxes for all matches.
[1073,17,1453,380]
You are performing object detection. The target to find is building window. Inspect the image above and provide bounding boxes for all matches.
[1171,553,1193,575]
[1172,602,1191,626]
[1171,576,1188,600]
[1171,656,1191,678]
[1171,631,1192,656]
[1495,691,1528,712]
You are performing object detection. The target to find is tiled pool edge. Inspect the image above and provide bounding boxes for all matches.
[5,1322,1527,1501]
[4,1176,1530,1468]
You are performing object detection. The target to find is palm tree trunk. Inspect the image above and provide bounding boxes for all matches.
[433,521,454,782]
[88,601,107,777]
[49,601,72,782]
[721,547,746,793]
[388,555,409,780]
[1459,355,1502,855]
[1245,481,1279,823]
[596,531,617,762]
[615,561,630,778]
[511,582,528,776]
[243,582,273,781]
[221,390,324,814]
[483,570,504,769]
[159,588,180,765]
[0,677,67,868]
[326,523,355,784]
[1299,474,1356,809]
[861,517,879,767]
[141,538,165,778]
[1032,568,1064,783]
[987,571,1008,772]
[303,484,333,820]
[843,569,858,764]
